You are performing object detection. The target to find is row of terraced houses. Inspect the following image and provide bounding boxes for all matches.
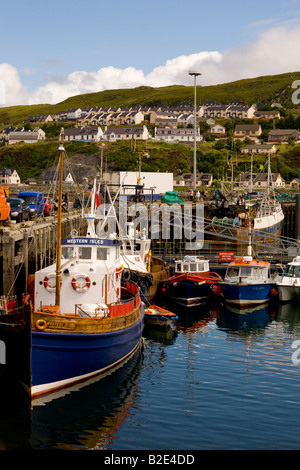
[2,101,299,150]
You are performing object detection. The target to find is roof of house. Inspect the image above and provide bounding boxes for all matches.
[268,129,300,135]
[242,144,275,149]
[235,124,261,131]
[104,126,144,135]
[254,172,284,182]
[0,168,17,176]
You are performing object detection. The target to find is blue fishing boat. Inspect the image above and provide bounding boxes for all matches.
[161,256,222,306]
[26,130,144,399]
[216,247,277,308]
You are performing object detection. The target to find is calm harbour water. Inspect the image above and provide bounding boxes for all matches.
[0,299,300,451]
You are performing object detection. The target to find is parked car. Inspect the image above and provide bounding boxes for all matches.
[43,197,56,216]
[7,197,31,222]
[17,191,45,218]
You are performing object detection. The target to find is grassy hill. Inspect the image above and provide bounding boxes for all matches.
[1,70,300,184]
[1,71,300,126]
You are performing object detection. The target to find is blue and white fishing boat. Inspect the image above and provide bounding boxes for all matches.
[216,242,276,307]
[26,131,144,399]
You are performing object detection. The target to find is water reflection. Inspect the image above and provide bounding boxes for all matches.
[0,299,299,450]
[0,344,144,450]
[31,345,144,450]
[217,303,274,333]
[161,299,219,331]
[143,325,178,345]
[275,301,300,335]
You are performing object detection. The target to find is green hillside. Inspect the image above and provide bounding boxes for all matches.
[1,71,300,126]
[1,71,300,185]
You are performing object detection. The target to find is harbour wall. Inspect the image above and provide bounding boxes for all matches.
[0,199,299,297]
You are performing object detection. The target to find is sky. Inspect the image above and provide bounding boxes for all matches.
[1,0,300,106]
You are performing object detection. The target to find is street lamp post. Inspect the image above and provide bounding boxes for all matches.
[188,70,201,193]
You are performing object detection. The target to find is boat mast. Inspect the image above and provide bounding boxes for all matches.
[55,128,65,308]
[250,152,253,194]
[267,153,270,198]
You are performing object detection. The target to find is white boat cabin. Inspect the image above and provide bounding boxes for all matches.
[282,256,300,279]
[175,256,210,274]
[225,257,271,283]
[34,237,123,315]
[120,223,151,273]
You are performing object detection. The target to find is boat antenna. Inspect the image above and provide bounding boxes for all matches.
[55,128,64,308]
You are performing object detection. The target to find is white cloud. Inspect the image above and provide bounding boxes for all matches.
[0,63,29,106]
[1,24,300,106]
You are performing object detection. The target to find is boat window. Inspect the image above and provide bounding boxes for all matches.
[62,246,74,259]
[226,267,239,278]
[183,264,189,271]
[284,265,298,277]
[78,247,92,259]
[189,263,197,272]
[284,265,291,277]
[286,265,300,277]
[240,267,252,277]
[252,267,268,279]
[97,247,108,260]
[293,266,300,277]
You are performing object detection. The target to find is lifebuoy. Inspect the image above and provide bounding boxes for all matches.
[71,274,91,293]
[35,319,47,331]
[122,269,131,281]
[43,273,62,293]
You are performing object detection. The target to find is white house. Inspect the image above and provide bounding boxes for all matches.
[0,168,21,185]
[66,108,82,120]
[103,126,150,142]
[177,113,194,127]
[174,173,213,187]
[241,144,277,155]
[290,178,300,188]
[64,127,104,142]
[209,124,226,137]
[253,172,285,188]
[268,129,300,143]
[124,111,144,125]
[234,124,262,142]
[154,127,202,143]
[42,169,74,185]
[8,128,46,144]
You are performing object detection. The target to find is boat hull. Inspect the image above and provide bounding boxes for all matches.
[164,279,214,306]
[144,306,176,330]
[220,282,274,307]
[277,284,300,303]
[28,304,144,398]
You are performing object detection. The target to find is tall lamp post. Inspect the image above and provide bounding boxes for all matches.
[188,70,201,193]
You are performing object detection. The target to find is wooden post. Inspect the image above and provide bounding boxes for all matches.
[2,231,15,296]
